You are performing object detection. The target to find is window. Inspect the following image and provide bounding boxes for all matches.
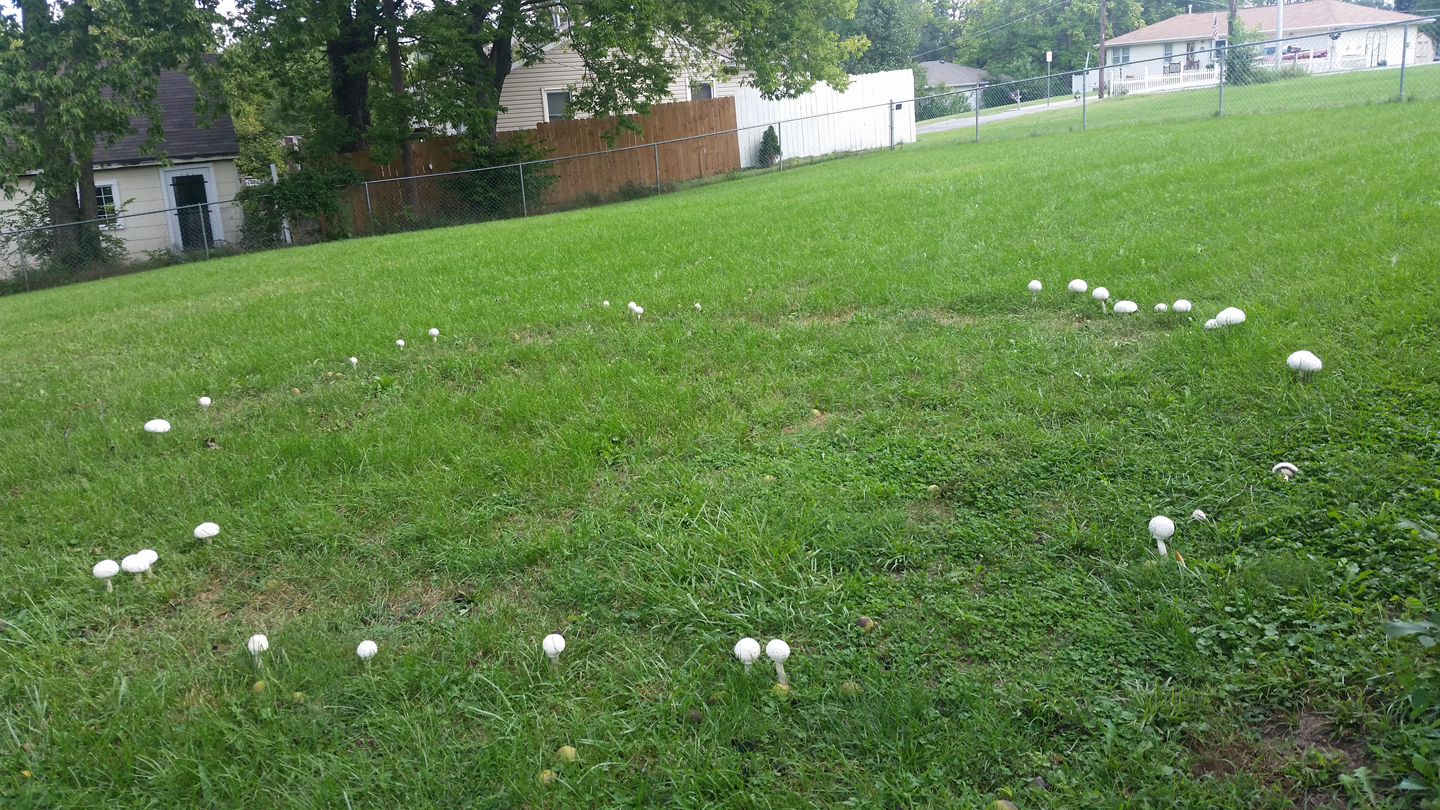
[690,81,713,100]
[1164,42,1174,62]
[1110,46,1131,65]
[94,181,122,229]
[545,90,572,122]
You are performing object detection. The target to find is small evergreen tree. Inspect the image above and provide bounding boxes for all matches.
[758,126,781,167]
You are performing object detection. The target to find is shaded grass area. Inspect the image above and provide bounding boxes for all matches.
[921,63,1440,144]
[1,100,1439,808]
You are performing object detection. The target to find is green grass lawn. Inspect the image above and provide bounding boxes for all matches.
[920,63,1440,143]
[3,99,1440,809]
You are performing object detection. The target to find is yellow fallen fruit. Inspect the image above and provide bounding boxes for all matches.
[840,681,861,696]
[252,680,266,694]
[988,801,1017,810]
[538,769,558,785]
[555,745,577,763]
[291,692,305,705]
[771,683,792,698]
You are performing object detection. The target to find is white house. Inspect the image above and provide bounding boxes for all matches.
[1102,0,1432,83]
[495,40,916,167]
[2,68,244,263]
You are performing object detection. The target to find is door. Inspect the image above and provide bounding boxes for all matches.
[161,165,224,251]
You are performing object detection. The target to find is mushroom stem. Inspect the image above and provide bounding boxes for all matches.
[253,652,263,669]
[1031,291,1037,303]
[548,654,560,672]
[774,661,789,686]
[743,660,753,673]
[105,579,113,593]
[134,573,144,586]
[1101,300,1107,314]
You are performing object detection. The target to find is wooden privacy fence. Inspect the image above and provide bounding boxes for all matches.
[342,96,741,232]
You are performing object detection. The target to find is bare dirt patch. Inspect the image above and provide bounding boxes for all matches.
[1187,712,1367,808]
[782,409,834,434]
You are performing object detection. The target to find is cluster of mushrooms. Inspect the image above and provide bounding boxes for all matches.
[1026,278,1324,376]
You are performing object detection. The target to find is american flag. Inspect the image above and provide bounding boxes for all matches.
[1212,12,1220,41]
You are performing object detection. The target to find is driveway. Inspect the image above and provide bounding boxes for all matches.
[917,97,1087,135]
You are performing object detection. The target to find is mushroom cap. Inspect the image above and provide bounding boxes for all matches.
[428,328,439,337]
[1286,350,1322,372]
[92,559,119,578]
[602,301,610,306]
[1173,299,1192,313]
[120,554,149,574]
[349,357,359,365]
[542,633,566,657]
[395,339,405,347]
[137,549,159,566]
[357,640,378,660]
[247,634,269,655]
[734,637,761,664]
[143,419,171,433]
[1272,462,1298,476]
[1191,509,1207,521]
[1215,306,1246,326]
[1092,287,1109,301]
[1028,279,1042,292]
[194,522,220,539]
[694,302,702,310]
[1204,318,1219,329]
[198,396,212,408]
[1148,515,1175,541]
[634,306,643,315]
[627,302,638,310]
[765,639,790,663]
[1154,303,1168,312]
[1113,300,1138,314]
[1067,279,1088,293]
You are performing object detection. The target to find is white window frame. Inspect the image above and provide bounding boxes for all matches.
[159,164,225,250]
[688,81,714,101]
[93,180,124,230]
[541,88,572,123]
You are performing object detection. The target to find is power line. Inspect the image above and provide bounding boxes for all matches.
[913,0,1075,61]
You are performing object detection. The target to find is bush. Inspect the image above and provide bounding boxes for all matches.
[758,126,781,167]
[441,133,556,224]
[236,159,362,245]
[0,193,129,290]
[916,84,972,120]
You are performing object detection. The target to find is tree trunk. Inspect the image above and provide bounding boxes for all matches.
[383,0,419,214]
[76,149,105,265]
[468,0,518,147]
[20,0,82,265]
[1098,0,1107,99]
[327,0,378,153]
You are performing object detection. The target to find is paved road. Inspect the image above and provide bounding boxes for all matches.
[917,97,1086,135]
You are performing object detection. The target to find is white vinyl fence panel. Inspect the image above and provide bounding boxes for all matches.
[730,69,917,168]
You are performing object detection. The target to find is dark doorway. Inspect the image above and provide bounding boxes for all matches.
[171,174,213,250]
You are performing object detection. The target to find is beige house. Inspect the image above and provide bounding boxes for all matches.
[2,68,244,262]
[495,40,750,132]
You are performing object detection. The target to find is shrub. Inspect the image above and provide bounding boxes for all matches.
[758,126,781,167]
[916,84,972,120]
[236,159,362,245]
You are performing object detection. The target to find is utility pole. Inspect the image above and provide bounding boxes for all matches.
[1098,0,1108,99]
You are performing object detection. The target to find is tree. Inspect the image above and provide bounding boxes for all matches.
[832,0,924,75]
[0,0,218,267]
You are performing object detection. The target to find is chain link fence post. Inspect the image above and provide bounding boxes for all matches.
[778,122,784,170]
[365,182,375,236]
[654,143,661,193]
[1399,22,1409,101]
[519,164,528,216]
[1217,43,1225,115]
[974,88,980,142]
[889,99,895,149]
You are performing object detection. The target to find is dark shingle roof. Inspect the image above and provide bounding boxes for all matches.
[93,67,238,167]
[919,61,990,88]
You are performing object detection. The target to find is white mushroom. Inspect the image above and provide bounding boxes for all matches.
[1215,307,1246,327]
[92,559,119,592]
[194,522,220,541]
[395,339,405,348]
[247,633,269,667]
[733,637,761,672]
[1028,279,1042,301]
[765,639,791,686]
[199,396,212,408]
[137,549,158,579]
[428,328,439,341]
[602,300,610,307]
[543,633,566,670]
[1286,350,1322,374]
[1068,279,1088,293]
[627,302,638,312]
[1272,462,1298,481]
[1148,516,1174,558]
[349,357,359,368]
[1154,303,1168,313]
[357,639,378,661]
[120,554,149,585]
[1113,300,1138,314]
[1173,299,1192,313]
[1092,287,1110,313]
[1204,318,1219,329]
[694,303,702,310]
[143,419,171,434]
[1190,509,1208,521]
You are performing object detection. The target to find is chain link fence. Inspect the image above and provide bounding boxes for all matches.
[1,19,1433,293]
[917,20,1438,144]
